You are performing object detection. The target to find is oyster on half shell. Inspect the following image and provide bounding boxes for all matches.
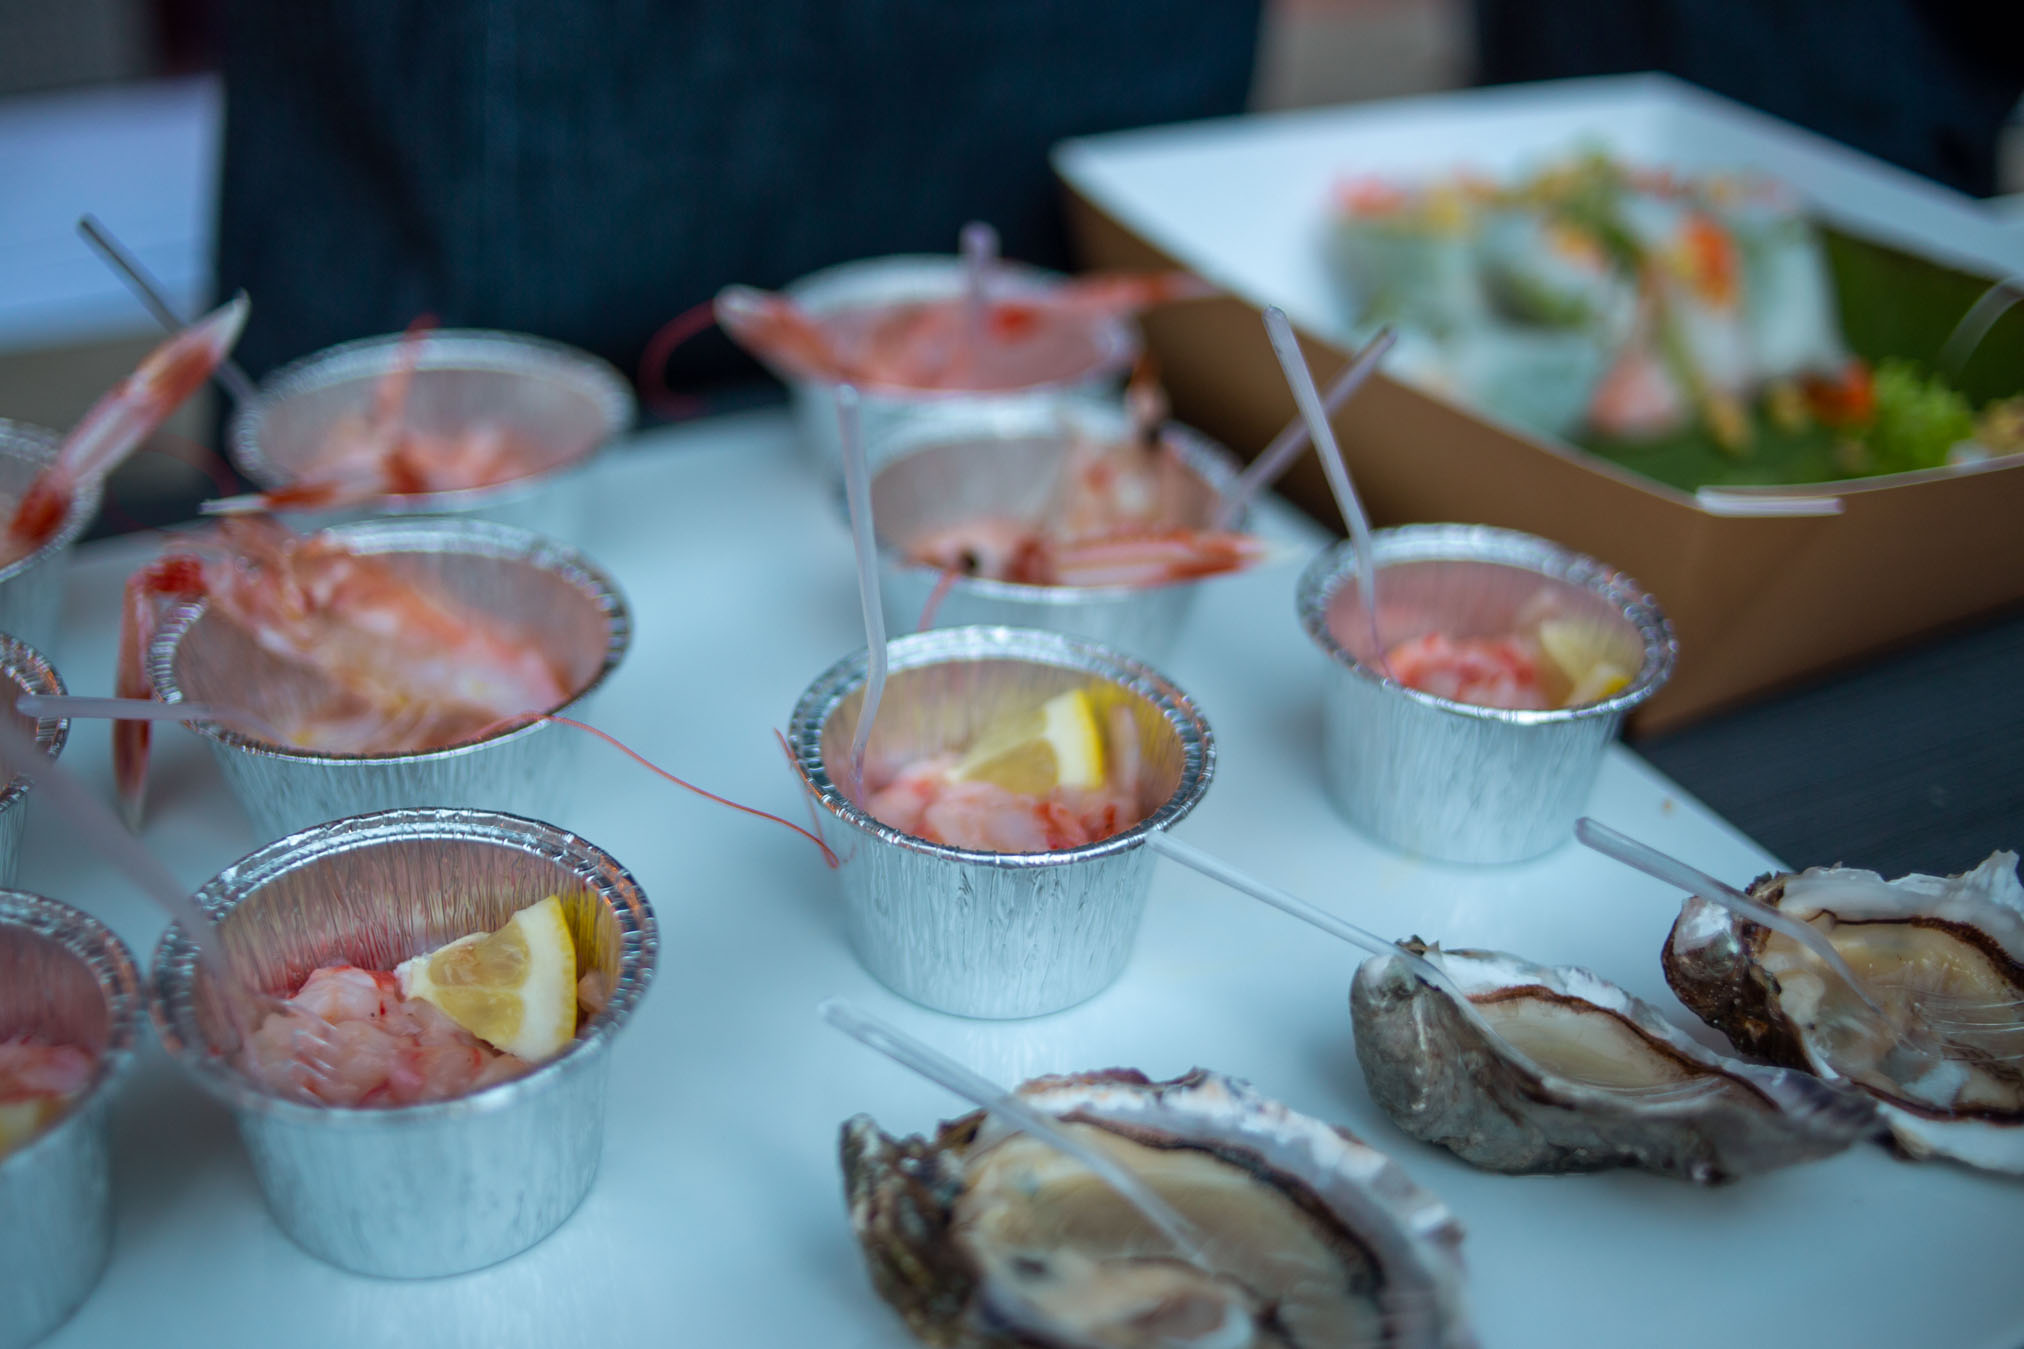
[1351,942,1878,1183]
[1664,851,2024,1174]
[840,1068,1474,1349]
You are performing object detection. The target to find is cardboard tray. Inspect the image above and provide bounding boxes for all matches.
[1056,74,2024,730]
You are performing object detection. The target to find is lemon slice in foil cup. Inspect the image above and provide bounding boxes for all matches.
[398,894,578,1063]
[1538,618,1634,706]
[950,686,1107,796]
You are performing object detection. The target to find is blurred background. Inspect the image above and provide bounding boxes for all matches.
[2,0,2021,532]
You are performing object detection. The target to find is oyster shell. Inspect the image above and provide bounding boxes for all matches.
[1663,850,2024,1173]
[840,1068,1474,1349]
[1351,942,1878,1183]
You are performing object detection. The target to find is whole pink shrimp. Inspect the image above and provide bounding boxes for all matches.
[0,297,247,569]
[114,516,573,823]
[716,269,1214,393]
[204,317,548,516]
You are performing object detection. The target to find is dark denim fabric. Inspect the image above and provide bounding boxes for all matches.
[1471,0,2024,199]
[215,1,1262,389]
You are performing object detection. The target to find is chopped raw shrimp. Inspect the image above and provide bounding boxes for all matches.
[1385,632,1550,710]
[0,1037,95,1102]
[865,753,1138,853]
[241,965,532,1108]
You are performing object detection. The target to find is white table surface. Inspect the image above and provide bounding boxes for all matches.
[25,410,2024,1349]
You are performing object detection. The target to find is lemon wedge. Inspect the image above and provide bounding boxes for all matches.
[0,1099,56,1158]
[396,894,578,1063]
[949,687,1107,796]
[1537,618,1633,706]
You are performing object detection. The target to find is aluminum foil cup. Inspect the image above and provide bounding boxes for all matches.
[868,400,1245,666]
[149,807,657,1278]
[788,627,1213,1018]
[0,420,100,657]
[0,634,68,891]
[780,254,1137,473]
[227,330,635,544]
[147,518,629,842]
[1297,525,1675,864]
[0,893,142,1349]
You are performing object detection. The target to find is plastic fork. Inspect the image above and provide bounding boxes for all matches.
[1572,818,2019,1067]
[0,713,340,1100]
[1145,832,1723,1103]
[836,383,887,806]
[818,997,1213,1266]
[16,693,289,746]
[1216,325,1396,529]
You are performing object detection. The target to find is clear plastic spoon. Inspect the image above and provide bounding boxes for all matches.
[17,693,289,746]
[78,213,259,404]
[1261,307,1390,677]
[1217,326,1396,529]
[0,713,338,1096]
[960,220,999,357]
[1146,831,1719,1101]
[817,996,1210,1265]
[836,384,887,804]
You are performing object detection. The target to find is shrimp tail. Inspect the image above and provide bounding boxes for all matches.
[714,285,843,382]
[4,296,248,561]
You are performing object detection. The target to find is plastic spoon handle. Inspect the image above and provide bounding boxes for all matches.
[817,997,1209,1266]
[17,693,288,746]
[1218,326,1395,529]
[1261,307,1388,676]
[78,214,260,404]
[837,385,887,803]
[960,220,998,354]
[0,714,235,974]
[1573,818,1892,1024]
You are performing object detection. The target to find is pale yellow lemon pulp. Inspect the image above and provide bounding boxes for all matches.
[396,894,578,1063]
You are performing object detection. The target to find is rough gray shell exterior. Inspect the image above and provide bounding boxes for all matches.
[1351,943,1878,1184]
[840,1067,1474,1349]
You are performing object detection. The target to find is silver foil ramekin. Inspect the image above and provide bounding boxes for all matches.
[0,892,142,1349]
[0,633,69,891]
[1297,524,1675,864]
[780,254,1137,474]
[788,627,1213,1018]
[227,330,635,544]
[0,419,100,658]
[867,399,1247,666]
[146,518,630,842]
[149,807,657,1278]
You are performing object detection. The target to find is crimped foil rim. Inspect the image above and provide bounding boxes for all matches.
[0,890,143,1172]
[0,419,103,586]
[148,807,659,1123]
[1295,523,1677,726]
[0,632,69,818]
[870,413,1253,604]
[787,625,1215,867]
[226,329,636,511]
[780,254,1139,399]
[145,516,631,764]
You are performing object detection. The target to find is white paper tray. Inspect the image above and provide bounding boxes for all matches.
[1054,72,2024,354]
[24,411,2024,1349]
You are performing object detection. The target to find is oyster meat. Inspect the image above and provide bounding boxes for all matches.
[1664,850,2024,1174]
[1351,942,1878,1183]
[840,1068,1474,1349]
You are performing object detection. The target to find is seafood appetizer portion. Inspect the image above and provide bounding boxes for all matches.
[863,685,1145,853]
[1664,851,2024,1174]
[1351,942,1878,1183]
[217,324,633,517]
[115,516,576,817]
[240,895,596,1108]
[1327,149,2020,488]
[896,396,1268,592]
[719,269,1210,394]
[842,1068,1474,1349]
[1378,609,1636,711]
[0,1036,95,1157]
[0,297,246,570]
